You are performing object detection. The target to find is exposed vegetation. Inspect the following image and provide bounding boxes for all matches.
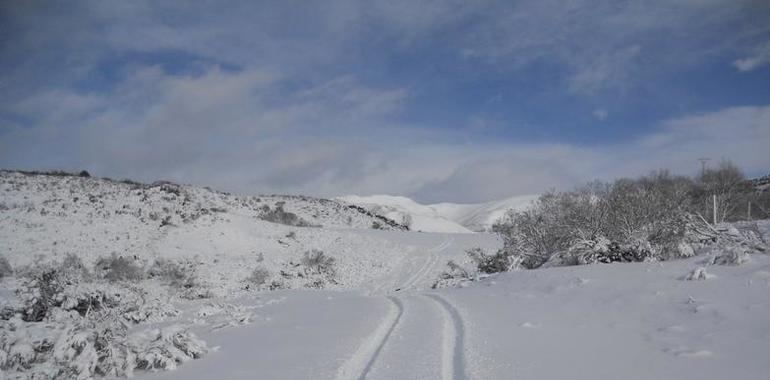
[464,163,770,273]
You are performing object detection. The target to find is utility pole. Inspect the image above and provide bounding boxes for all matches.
[748,201,752,221]
[698,158,710,176]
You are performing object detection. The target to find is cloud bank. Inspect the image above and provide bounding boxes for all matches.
[1,1,769,203]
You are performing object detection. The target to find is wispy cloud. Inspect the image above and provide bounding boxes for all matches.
[733,42,770,71]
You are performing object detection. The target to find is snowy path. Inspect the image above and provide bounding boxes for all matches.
[335,293,469,380]
[336,237,472,380]
[367,236,455,295]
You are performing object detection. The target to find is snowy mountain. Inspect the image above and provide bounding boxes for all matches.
[336,195,474,233]
[336,194,538,233]
[430,194,539,232]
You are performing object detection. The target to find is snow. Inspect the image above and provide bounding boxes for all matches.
[142,252,770,380]
[430,194,539,232]
[445,255,770,380]
[337,195,473,233]
[337,194,538,233]
[3,172,770,380]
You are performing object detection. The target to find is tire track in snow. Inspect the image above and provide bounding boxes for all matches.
[426,294,469,380]
[399,238,454,291]
[335,296,404,380]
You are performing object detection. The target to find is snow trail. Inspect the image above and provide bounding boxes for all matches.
[334,296,404,380]
[335,237,470,379]
[399,238,454,291]
[427,294,469,380]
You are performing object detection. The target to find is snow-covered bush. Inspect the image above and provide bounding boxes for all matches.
[95,254,144,282]
[61,253,91,280]
[0,317,206,379]
[259,201,314,227]
[145,258,212,299]
[147,258,188,286]
[467,248,513,274]
[20,265,84,322]
[17,268,177,324]
[301,249,336,276]
[132,325,208,372]
[495,171,696,269]
[0,255,12,279]
[433,260,473,289]
[245,266,271,289]
[707,246,751,266]
[684,267,714,281]
[0,252,197,378]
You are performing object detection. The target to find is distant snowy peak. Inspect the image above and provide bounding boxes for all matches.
[336,195,473,234]
[336,194,539,233]
[430,195,540,232]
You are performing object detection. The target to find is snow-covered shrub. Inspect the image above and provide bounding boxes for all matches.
[132,325,207,372]
[467,248,513,274]
[146,258,202,295]
[0,319,37,372]
[684,267,714,281]
[676,241,696,258]
[245,266,271,289]
[259,201,314,227]
[178,280,215,300]
[301,249,336,276]
[495,171,695,269]
[0,318,205,379]
[707,246,751,266]
[691,160,751,222]
[61,253,91,280]
[146,258,212,299]
[20,266,75,322]
[433,260,473,289]
[95,254,144,282]
[268,279,287,290]
[0,255,12,279]
[147,259,187,286]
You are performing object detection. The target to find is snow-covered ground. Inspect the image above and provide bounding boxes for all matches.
[147,227,770,380]
[337,194,538,233]
[2,172,769,380]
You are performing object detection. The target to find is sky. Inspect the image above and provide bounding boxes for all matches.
[1,0,769,203]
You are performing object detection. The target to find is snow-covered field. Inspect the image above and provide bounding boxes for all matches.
[2,172,769,380]
[148,229,770,380]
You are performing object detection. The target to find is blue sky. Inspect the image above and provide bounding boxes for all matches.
[1,0,769,202]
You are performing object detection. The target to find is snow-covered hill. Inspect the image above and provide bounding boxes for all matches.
[336,194,538,233]
[430,194,539,232]
[3,170,770,380]
[336,195,473,233]
[0,170,412,294]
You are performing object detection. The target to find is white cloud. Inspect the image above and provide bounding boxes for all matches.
[410,105,770,202]
[3,65,768,203]
[2,1,769,203]
[733,43,770,72]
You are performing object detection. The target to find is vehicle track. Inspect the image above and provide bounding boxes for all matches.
[334,296,404,380]
[426,294,469,380]
[336,236,471,380]
[399,238,454,291]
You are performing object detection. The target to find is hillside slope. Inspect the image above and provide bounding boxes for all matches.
[337,194,538,233]
[0,170,409,294]
[336,195,473,233]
